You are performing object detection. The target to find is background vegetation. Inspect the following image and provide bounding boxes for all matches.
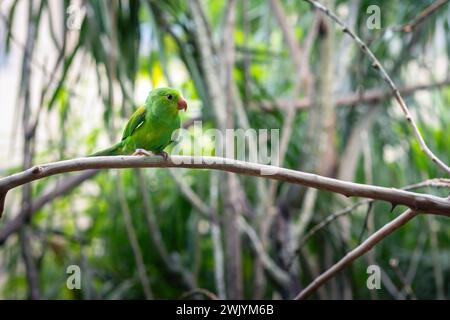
[0,0,449,299]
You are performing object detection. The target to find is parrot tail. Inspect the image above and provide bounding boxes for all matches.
[89,141,124,157]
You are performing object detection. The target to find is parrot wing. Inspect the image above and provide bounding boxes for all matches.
[121,106,146,141]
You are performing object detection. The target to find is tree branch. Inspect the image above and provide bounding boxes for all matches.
[294,209,417,300]
[303,0,450,175]
[1,156,449,218]
[399,0,449,33]
[259,79,450,111]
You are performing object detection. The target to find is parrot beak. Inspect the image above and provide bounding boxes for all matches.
[177,98,188,111]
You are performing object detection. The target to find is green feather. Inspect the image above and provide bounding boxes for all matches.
[89,141,124,156]
[90,87,184,157]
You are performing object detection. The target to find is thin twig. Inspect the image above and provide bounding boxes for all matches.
[294,209,417,300]
[303,0,450,174]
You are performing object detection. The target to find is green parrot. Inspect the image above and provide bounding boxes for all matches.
[90,87,187,159]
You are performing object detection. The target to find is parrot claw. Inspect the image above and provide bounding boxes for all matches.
[132,148,152,156]
[155,151,169,161]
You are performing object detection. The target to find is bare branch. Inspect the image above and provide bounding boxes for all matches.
[303,0,450,174]
[399,0,449,33]
[294,209,417,300]
[259,79,450,111]
[1,156,449,218]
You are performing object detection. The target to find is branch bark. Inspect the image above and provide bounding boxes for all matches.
[1,156,449,217]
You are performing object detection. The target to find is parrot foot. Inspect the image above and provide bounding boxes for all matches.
[155,151,169,161]
[132,148,152,156]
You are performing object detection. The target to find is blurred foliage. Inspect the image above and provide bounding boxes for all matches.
[0,0,449,299]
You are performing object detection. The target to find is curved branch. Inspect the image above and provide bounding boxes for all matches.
[303,0,450,174]
[0,156,449,218]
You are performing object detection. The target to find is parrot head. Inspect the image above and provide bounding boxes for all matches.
[147,87,188,115]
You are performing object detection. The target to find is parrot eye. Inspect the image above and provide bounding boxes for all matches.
[167,94,173,100]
